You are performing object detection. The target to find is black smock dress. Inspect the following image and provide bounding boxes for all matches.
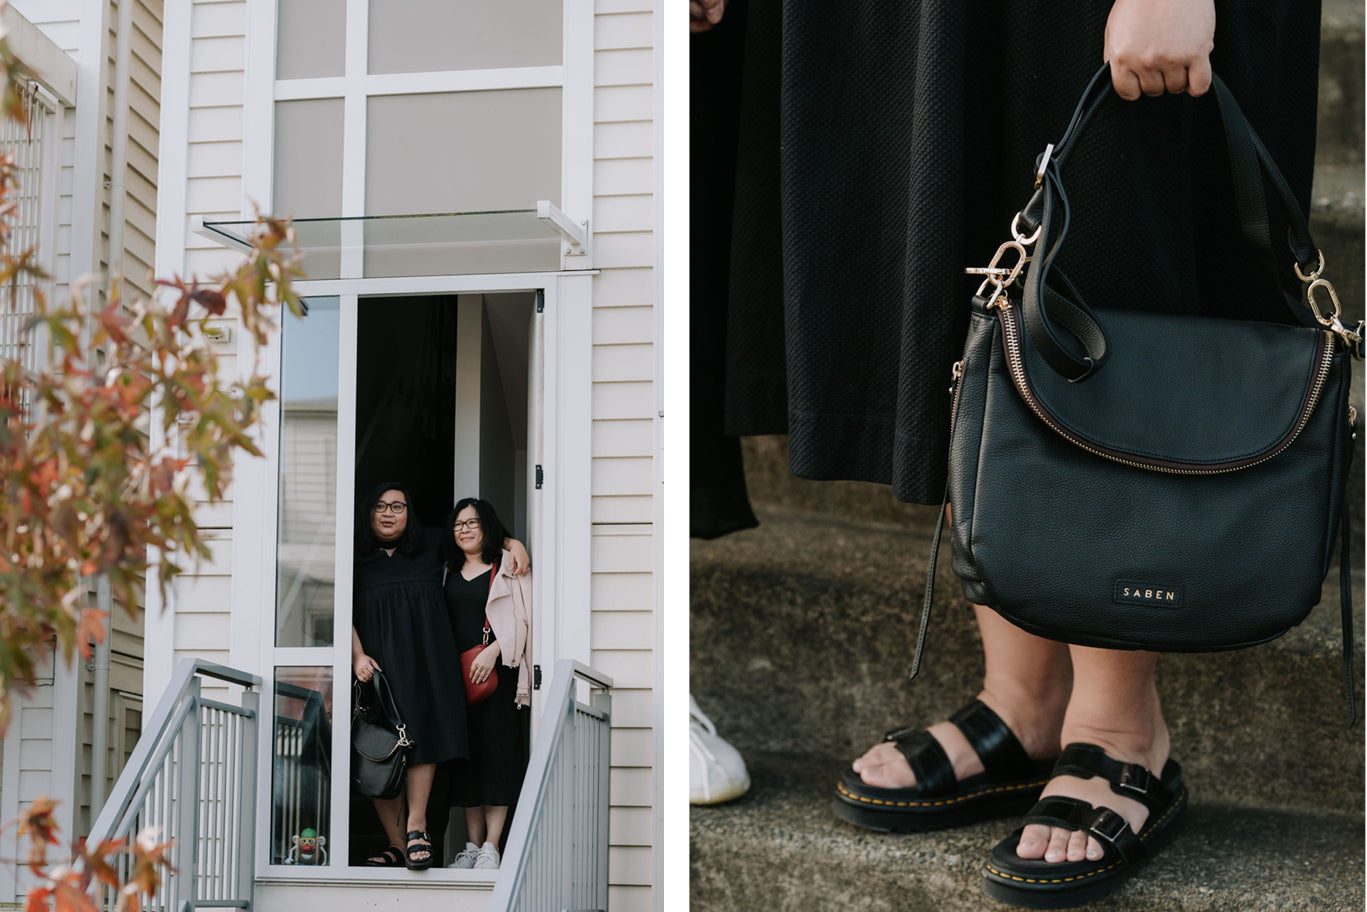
[445,566,524,807]
[691,0,1322,536]
[353,527,467,766]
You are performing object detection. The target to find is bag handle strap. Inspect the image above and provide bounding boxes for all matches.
[1016,64,1324,382]
[482,560,498,647]
[356,670,407,731]
[1020,66,1317,268]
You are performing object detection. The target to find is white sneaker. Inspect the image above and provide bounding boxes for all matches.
[473,841,500,870]
[446,841,480,869]
[689,694,750,805]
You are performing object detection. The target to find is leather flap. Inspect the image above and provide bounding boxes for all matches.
[352,717,400,761]
[1017,308,1326,466]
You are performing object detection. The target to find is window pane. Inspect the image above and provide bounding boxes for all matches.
[275,298,340,648]
[368,0,562,74]
[270,667,334,867]
[274,100,345,278]
[364,90,561,277]
[276,0,347,79]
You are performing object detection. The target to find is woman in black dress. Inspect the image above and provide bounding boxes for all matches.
[442,498,532,871]
[351,482,528,870]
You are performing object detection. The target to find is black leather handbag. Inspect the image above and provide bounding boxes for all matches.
[350,672,413,799]
[916,66,1362,716]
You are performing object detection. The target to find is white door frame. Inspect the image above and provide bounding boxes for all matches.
[237,269,591,878]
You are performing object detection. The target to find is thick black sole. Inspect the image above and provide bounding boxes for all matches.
[832,778,1048,834]
[980,789,1188,909]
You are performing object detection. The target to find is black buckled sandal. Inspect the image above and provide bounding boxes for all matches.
[405,830,434,871]
[980,743,1188,909]
[833,699,1055,832]
[363,845,403,867]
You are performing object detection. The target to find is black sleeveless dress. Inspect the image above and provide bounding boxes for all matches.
[353,527,467,766]
[445,566,524,807]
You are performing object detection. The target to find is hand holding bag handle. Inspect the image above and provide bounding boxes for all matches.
[1020,64,1318,269]
[1014,64,1349,383]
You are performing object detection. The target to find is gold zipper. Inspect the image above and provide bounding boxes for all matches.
[948,359,964,434]
[995,302,1336,475]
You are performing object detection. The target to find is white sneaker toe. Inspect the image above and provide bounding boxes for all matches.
[689,694,751,805]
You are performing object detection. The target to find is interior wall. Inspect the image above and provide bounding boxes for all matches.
[478,306,516,526]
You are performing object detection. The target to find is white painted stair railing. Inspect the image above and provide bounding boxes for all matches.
[85,659,262,912]
[490,660,613,912]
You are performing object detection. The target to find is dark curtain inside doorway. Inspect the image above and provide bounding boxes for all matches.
[354,295,458,529]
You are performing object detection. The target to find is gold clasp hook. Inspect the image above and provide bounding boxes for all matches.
[1306,277,1342,327]
[1294,249,1361,352]
[968,240,1031,305]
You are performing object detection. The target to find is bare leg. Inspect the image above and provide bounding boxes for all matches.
[1016,646,1169,863]
[370,794,406,860]
[483,805,510,849]
[464,805,486,845]
[852,604,1071,787]
[404,763,437,864]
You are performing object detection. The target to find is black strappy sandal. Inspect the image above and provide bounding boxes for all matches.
[363,845,404,867]
[833,699,1056,832]
[980,742,1188,909]
[405,830,434,871]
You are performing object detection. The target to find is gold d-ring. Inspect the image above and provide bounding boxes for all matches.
[1293,249,1326,284]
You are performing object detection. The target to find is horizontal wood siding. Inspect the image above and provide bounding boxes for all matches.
[182,0,245,280]
[6,695,56,903]
[591,3,656,908]
[170,527,234,672]
[119,0,162,301]
[163,0,247,703]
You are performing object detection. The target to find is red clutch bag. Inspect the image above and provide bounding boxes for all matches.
[460,562,498,705]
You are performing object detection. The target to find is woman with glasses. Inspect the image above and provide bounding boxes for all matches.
[441,497,532,872]
[351,481,529,870]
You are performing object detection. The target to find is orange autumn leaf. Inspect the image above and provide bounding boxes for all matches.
[25,886,50,912]
[76,610,107,658]
[78,839,123,890]
[18,797,62,846]
[51,878,97,912]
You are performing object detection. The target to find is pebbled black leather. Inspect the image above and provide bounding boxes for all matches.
[948,297,1353,652]
[933,69,1360,706]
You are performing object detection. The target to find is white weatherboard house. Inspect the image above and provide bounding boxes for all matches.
[0,2,665,911]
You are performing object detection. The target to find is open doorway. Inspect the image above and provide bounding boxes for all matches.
[348,291,538,868]
[352,293,535,538]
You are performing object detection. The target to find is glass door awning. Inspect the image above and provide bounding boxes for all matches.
[197,203,588,279]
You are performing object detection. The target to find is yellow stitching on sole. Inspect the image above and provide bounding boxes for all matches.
[836,778,1048,809]
[982,787,1188,887]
